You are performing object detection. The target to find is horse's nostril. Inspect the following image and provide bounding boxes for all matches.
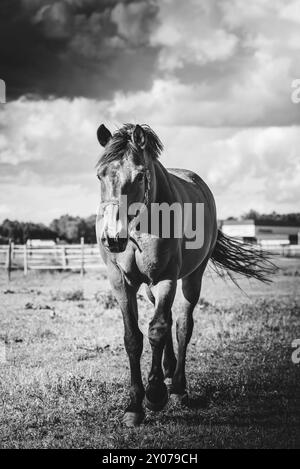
[107,235,115,246]
[102,232,127,252]
[107,233,121,244]
[107,235,121,246]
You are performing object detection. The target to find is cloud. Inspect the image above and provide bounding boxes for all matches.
[111,1,158,46]
[280,0,300,24]
[0,96,104,221]
[145,0,300,126]
[1,98,299,221]
[33,2,74,40]
[1,0,300,122]
[0,182,98,223]
[0,0,299,221]
[104,60,299,127]
[156,124,300,217]
[151,0,238,71]
[0,0,160,99]
[0,97,104,183]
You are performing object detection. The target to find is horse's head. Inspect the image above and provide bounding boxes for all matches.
[96,123,163,253]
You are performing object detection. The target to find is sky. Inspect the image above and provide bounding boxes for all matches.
[0,0,299,223]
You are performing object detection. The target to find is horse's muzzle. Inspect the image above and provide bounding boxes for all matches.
[101,233,128,253]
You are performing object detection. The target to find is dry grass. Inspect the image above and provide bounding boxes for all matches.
[0,258,299,448]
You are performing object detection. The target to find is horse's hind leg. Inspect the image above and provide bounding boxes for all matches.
[172,263,207,402]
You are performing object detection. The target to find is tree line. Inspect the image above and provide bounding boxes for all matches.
[0,210,300,244]
[0,215,97,244]
[235,210,300,226]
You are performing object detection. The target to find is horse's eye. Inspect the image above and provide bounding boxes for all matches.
[135,173,144,184]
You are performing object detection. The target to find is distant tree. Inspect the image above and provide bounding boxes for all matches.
[241,209,260,221]
[23,222,57,242]
[0,219,23,243]
[50,214,96,243]
[238,210,300,226]
[50,215,79,243]
[84,214,97,243]
[0,215,97,244]
[0,219,57,244]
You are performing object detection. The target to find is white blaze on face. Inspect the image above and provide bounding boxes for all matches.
[105,204,119,239]
[95,207,104,244]
[103,197,128,240]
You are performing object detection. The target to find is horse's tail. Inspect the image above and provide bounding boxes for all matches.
[210,229,276,283]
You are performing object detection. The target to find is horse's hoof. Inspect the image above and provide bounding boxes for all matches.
[145,385,169,412]
[170,392,189,407]
[122,411,144,427]
[164,378,174,395]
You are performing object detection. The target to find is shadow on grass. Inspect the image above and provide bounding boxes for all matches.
[163,375,300,431]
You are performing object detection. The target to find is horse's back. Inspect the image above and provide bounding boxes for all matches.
[167,167,216,217]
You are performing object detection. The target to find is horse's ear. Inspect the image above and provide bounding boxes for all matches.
[97,124,112,147]
[132,124,146,150]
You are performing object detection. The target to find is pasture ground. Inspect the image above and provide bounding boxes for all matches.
[0,258,299,448]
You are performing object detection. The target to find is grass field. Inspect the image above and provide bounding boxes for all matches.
[0,258,299,449]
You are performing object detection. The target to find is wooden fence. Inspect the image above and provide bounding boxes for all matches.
[265,244,300,257]
[1,239,300,279]
[0,238,104,278]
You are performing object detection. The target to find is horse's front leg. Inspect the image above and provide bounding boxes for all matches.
[109,268,144,427]
[146,278,177,411]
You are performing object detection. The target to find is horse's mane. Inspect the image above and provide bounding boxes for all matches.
[96,123,163,168]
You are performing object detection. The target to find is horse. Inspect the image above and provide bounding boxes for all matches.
[95,123,273,427]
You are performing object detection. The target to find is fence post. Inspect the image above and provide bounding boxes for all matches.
[80,237,85,277]
[7,239,12,281]
[24,243,28,276]
[62,246,67,268]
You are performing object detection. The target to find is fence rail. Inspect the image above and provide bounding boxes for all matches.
[1,240,300,279]
[0,238,104,278]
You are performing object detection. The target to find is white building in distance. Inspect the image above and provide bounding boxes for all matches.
[221,219,300,246]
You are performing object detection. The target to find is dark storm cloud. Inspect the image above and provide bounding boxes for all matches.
[0,0,160,99]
